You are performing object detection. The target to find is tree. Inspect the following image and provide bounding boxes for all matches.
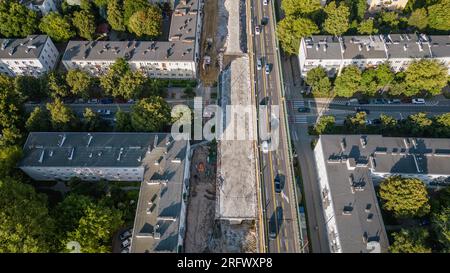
[323,2,350,36]
[66,69,93,99]
[39,12,75,43]
[349,111,367,129]
[14,76,47,101]
[379,176,430,218]
[46,98,78,131]
[314,115,335,134]
[334,65,361,98]
[64,204,123,253]
[0,2,39,38]
[72,10,96,40]
[380,113,398,132]
[100,58,130,96]
[355,0,367,21]
[46,72,70,99]
[83,108,105,131]
[408,8,428,30]
[128,6,162,37]
[428,0,450,31]
[0,74,25,146]
[107,0,125,31]
[0,177,55,253]
[123,0,150,26]
[0,145,22,178]
[389,228,432,253]
[305,67,332,96]
[277,16,320,55]
[431,207,450,252]
[93,0,108,8]
[115,109,133,132]
[116,71,146,99]
[434,113,450,136]
[281,0,322,16]
[405,59,448,95]
[358,19,378,34]
[131,97,171,132]
[26,107,52,132]
[378,11,400,32]
[406,112,433,136]
[360,64,394,96]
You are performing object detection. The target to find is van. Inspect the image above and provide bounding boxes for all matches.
[412,98,425,104]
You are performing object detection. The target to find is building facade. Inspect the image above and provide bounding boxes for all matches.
[0,35,59,77]
[61,0,203,79]
[298,34,450,77]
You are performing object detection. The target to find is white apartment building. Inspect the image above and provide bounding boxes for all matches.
[0,35,59,77]
[22,0,58,15]
[367,0,409,13]
[298,34,450,77]
[62,0,203,79]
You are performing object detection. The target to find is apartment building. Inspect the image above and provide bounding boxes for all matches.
[22,0,58,15]
[367,0,409,13]
[313,135,450,253]
[19,132,192,253]
[298,34,450,77]
[62,0,203,79]
[0,35,59,77]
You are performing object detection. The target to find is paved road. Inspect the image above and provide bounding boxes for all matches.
[250,0,301,253]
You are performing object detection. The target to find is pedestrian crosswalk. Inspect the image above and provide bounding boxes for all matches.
[289,115,308,124]
[291,100,305,109]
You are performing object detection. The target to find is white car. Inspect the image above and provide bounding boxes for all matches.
[263,0,268,6]
[256,58,262,70]
[121,239,131,248]
[97,109,111,115]
[412,98,425,104]
[255,25,260,35]
[261,140,270,153]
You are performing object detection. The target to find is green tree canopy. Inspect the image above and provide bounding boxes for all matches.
[83,108,106,131]
[281,0,322,16]
[72,10,96,40]
[379,176,430,218]
[123,0,150,25]
[427,0,450,31]
[431,206,450,252]
[0,177,55,253]
[128,6,162,37]
[116,71,146,100]
[405,59,448,95]
[314,115,335,134]
[0,74,25,146]
[14,76,47,101]
[406,112,433,136]
[408,8,428,30]
[100,58,130,96]
[26,106,52,132]
[115,109,133,132]
[46,72,70,99]
[131,97,171,132]
[278,16,320,55]
[380,113,398,132]
[360,64,394,96]
[0,145,22,178]
[39,12,75,43]
[66,69,93,100]
[323,2,350,36]
[46,98,78,131]
[334,65,361,98]
[305,67,332,96]
[389,228,432,253]
[434,113,450,136]
[0,2,39,37]
[357,19,378,34]
[107,0,125,31]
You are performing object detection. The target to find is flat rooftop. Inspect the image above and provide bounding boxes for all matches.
[216,56,257,220]
[19,132,173,168]
[130,135,189,253]
[0,35,48,60]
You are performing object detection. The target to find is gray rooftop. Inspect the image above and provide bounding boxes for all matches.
[19,132,177,168]
[303,35,343,60]
[384,34,432,59]
[341,35,387,60]
[428,35,450,58]
[62,0,200,63]
[0,35,48,60]
[130,135,188,253]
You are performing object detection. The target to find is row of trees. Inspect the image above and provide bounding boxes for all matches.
[0,0,162,41]
[277,0,450,55]
[305,59,449,98]
[378,176,450,253]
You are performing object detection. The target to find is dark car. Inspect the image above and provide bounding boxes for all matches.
[274,174,282,193]
[358,99,370,105]
[261,16,269,26]
[101,98,114,104]
[268,218,277,240]
[372,118,381,125]
[355,107,370,115]
[297,107,310,113]
[372,98,387,104]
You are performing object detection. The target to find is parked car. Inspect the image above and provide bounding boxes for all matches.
[256,58,262,70]
[255,25,260,35]
[261,16,269,26]
[268,219,277,240]
[127,99,135,104]
[261,140,270,154]
[263,0,268,5]
[412,98,425,104]
[387,99,401,104]
[355,107,370,114]
[372,98,387,104]
[97,109,111,116]
[365,120,373,125]
[274,174,282,193]
[63,98,74,104]
[119,230,132,241]
[121,239,131,248]
[28,100,41,104]
[297,107,310,113]
[358,99,370,105]
[372,118,381,125]
[265,63,270,74]
[87,99,99,104]
[75,98,85,104]
[100,98,114,104]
